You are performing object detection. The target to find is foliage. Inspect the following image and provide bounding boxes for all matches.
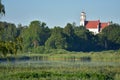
[74,26,96,51]
[45,27,68,49]
[98,24,120,50]
[0,51,119,80]
[0,22,23,57]
[0,21,120,53]
[1,71,115,80]
[21,20,50,51]
[0,22,17,41]
[0,0,5,16]
[0,37,23,57]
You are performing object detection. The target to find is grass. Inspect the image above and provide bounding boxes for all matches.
[0,50,120,80]
[0,64,119,80]
[19,49,120,62]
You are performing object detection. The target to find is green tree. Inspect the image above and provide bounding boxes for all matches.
[16,24,25,37]
[0,22,17,41]
[45,27,68,49]
[21,20,50,51]
[74,26,96,51]
[5,23,17,41]
[0,22,6,39]
[63,23,76,50]
[63,23,74,36]
[0,0,5,16]
[0,37,23,57]
[100,24,120,49]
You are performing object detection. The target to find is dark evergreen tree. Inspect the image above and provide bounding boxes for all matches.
[99,24,120,50]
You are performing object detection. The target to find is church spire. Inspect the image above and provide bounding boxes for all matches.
[80,12,86,26]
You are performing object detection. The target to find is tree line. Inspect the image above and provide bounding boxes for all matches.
[0,20,120,55]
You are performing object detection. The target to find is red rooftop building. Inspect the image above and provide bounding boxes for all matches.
[80,12,110,34]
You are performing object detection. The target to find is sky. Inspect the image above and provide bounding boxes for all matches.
[1,0,120,28]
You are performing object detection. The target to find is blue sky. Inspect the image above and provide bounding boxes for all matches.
[1,0,120,28]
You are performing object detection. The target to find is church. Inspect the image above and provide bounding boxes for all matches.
[80,12,110,34]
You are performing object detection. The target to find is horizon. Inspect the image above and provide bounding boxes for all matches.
[1,0,120,27]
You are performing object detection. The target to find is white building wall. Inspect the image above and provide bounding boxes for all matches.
[87,28,99,34]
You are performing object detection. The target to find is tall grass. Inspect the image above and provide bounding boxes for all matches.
[0,50,120,80]
[0,63,119,80]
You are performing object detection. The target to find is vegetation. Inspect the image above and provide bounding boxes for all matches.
[21,21,120,52]
[0,22,23,57]
[0,20,120,57]
[0,0,5,16]
[0,51,119,80]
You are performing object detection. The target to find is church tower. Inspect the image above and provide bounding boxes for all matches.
[80,12,86,26]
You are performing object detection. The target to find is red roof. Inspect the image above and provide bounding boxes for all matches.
[100,23,109,29]
[85,20,99,28]
[85,20,109,29]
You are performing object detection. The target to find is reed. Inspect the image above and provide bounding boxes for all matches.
[0,50,119,80]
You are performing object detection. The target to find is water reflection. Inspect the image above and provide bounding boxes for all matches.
[0,56,119,68]
[0,56,91,62]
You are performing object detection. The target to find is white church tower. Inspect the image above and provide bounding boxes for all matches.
[80,12,86,26]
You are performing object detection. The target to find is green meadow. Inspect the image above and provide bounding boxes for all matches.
[0,50,120,80]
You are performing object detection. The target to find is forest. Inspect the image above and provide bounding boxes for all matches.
[0,20,120,55]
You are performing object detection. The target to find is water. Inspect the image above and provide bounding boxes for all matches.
[0,56,119,68]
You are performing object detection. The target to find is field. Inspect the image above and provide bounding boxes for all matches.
[0,50,120,80]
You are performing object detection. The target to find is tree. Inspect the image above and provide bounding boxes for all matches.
[99,24,120,50]
[0,37,23,57]
[0,0,5,16]
[74,26,96,51]
[0,22,17,41]
[16,24,25,37]
[63,23,76,50]
[45,27,68,49]
[21,20,50,51]
[63,23,74,36]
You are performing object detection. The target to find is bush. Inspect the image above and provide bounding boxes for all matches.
[32,46,45,53]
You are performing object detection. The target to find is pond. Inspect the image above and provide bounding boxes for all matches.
[0,56,119,68]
